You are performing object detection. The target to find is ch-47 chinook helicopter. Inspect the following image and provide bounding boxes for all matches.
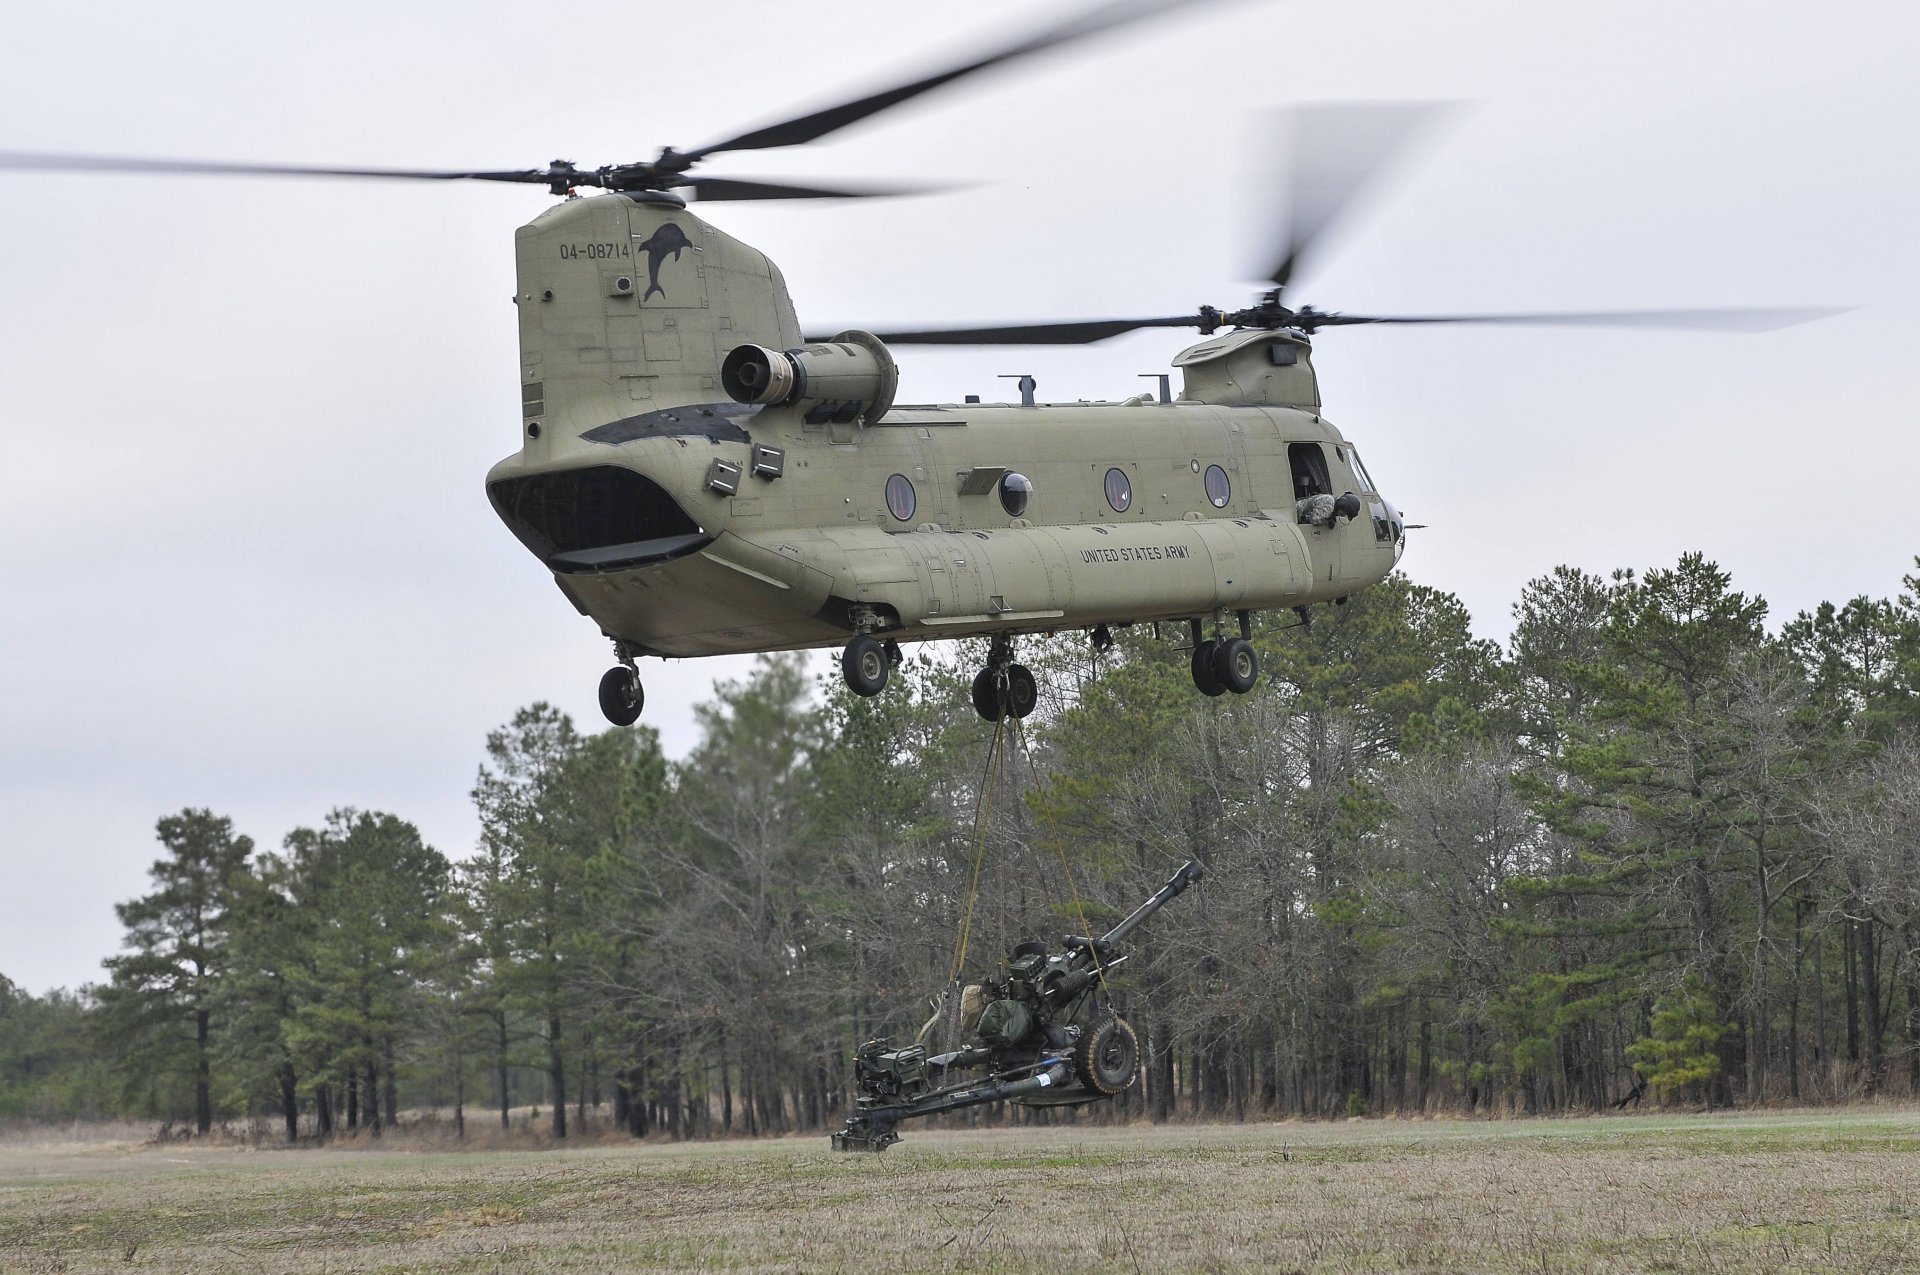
[2,0,1836,728]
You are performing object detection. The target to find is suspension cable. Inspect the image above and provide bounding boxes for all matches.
[1011,714,1110,999]
[947,714,1007,985]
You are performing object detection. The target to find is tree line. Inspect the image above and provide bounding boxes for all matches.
[4,551,1918,1137]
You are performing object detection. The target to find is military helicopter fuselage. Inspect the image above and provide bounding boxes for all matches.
[2,0,1830,727]
[486,192,1403,719]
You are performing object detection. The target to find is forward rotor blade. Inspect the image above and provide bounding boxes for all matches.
[684,0,1226,161]
[683,175,952,201]
[1255,103,1443,294]
[844,315,1204,345]
[0,150,551,184]
[1308,306,1850,332]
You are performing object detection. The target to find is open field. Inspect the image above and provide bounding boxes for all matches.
[3,1110,1918,1273]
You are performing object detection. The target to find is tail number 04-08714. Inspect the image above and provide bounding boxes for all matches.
[558,243,629,260]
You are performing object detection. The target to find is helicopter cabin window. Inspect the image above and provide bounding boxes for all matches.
[886,473,916,522]
[1204,464,1231,508]
[1104,467,1133,513]
[1288,443,1331,499]
[1000,472,1032,517]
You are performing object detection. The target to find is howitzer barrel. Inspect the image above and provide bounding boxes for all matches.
[1100,860,1203,948]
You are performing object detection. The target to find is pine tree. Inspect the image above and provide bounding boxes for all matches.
[102,810,252,1133]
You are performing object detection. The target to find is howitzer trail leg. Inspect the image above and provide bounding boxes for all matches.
[830,1062,1073,1150]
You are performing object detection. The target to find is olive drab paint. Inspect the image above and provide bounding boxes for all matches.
[0,1,1830,727]
[486,193,1404,668]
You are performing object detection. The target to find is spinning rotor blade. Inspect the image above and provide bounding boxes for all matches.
[3,1,1242,199]
[834,303,1846,345]
[0,151,942,202]
[1254,103,1443,294]
[683,0,1227,161]
[0,150,551,184]
[683,176,951,201]
[1303,306,1850,332]
[848,315,1204,345]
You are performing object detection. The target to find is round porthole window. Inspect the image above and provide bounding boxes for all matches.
[1104,467,1132,513]
[1000,471,1032,517]
[1204,464,1231,508]
[885,473,916,522]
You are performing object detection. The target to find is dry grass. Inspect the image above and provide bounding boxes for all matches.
[2,1108,1918,1272]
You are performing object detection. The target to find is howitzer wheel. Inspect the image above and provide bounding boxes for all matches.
[1074,1015,1140,1095]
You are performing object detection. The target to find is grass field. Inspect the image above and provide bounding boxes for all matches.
[3,1109,1918,1273]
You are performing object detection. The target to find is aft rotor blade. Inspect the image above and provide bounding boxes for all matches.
[847,315,1204,345]
[1255,103,1443,294]
[684,0,1226,161]
[1308,306,1850,332]
[683,176,952,201]
[0,150,551,184]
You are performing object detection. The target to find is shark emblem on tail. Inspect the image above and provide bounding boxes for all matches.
[634,223,696,300]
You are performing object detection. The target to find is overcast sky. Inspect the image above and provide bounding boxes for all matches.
[2,0,1914,994]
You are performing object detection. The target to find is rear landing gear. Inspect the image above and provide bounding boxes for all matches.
[842,634,890,697]
[971,668,1001,720]
[1004,663,1038,718]
[971,637,1038,722]
[598,664,644,726]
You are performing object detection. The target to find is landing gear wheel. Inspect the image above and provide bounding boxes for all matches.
[1190,640,1226,697]
[842,635,890,697]
[598,665,644,726]
[1215,636,1258,694]
[1074,1016,1140,1095]
[971,668,1004,722]
[1004,663,1039,719]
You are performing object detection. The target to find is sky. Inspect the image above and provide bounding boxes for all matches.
[2,0,1915,994]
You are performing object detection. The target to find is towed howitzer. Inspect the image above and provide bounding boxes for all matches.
[831,859,1204,1151]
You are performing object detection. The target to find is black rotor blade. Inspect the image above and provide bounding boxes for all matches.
[683,175,952,201]
[0,150,553,184]
[684,0,1225,161]
[840,316,1203,345]
[1254,103,1443,294]
[1307,306,1849,332]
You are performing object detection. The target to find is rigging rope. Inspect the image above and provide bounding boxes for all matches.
[947,670,1128,1025]
[947,713,1006,985]
[1011,714,1110,1001]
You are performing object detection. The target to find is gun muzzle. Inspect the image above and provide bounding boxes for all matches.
[1099,860,1204,948]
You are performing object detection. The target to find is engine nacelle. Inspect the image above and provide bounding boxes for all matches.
[721,329,898,426]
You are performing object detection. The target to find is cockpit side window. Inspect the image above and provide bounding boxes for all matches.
[1288,442,1331,498]
[1349,449,1377,493]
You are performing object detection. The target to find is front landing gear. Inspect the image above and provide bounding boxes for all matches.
[1189,617,1259,698]
[598,664,644,726]
[971,637,1037,722]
